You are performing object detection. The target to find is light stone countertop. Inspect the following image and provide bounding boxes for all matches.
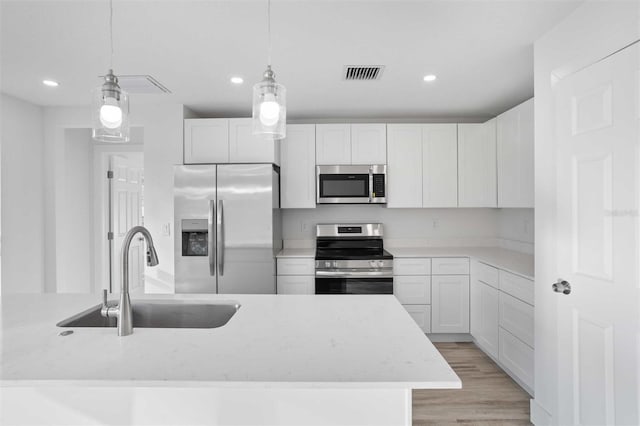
[276,247,533,279]
[0,293,460,389]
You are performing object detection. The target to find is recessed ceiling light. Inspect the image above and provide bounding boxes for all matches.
[230,76,244,85]
[423,74,437,82]
[42,79,59,87]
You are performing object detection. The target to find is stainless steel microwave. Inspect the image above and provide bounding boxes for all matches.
[316,165,387,204]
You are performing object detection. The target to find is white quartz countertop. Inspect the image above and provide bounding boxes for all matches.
[276,247,533,279]
[0,294,460,390]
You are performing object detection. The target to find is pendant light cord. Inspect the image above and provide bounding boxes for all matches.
[267,0,272,67]
[109,0,114,69]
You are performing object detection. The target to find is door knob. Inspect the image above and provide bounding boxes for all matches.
[552,279,571,295]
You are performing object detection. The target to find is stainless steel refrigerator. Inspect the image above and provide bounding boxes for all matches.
[174,164,281,294]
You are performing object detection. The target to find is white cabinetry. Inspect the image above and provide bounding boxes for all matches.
[228,118,279,164]
[277,258,315,295]
[497,98,534,208]
[184,118,279,165]
[394,257,431,333]
[316,124,386,165]
[184,118,229,164]
[422,124,458,207]
[470,260,500,358]
[386,125,423,208]
[458,119,497,207]
[387,124,458,208]
[281,124,316,209]
[431,274,470,333]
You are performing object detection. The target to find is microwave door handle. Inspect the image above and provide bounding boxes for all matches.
[208,200,215,276]
[368,167,374,202]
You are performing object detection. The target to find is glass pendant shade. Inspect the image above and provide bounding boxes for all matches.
[252,66,286,139]
[92,70,130,143]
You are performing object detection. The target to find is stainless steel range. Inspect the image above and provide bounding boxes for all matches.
[314,223,393,295]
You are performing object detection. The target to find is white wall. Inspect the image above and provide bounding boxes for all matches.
[283,207,500,248]
[0,94,45,294]
[497,208,534,254]
[533,1,640,423]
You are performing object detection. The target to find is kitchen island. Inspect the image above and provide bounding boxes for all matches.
[0,294,460,425]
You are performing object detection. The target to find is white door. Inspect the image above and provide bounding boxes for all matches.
[554,43,639,425]
[110,154,144,294]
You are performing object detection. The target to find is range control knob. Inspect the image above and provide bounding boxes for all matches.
[370,260,377,267]
[377,260,384,267]
[324,261,331,268]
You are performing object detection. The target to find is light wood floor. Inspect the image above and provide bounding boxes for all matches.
[412,342,532,426]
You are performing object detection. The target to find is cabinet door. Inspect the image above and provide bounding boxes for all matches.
[422,124,458,207]
[184,119,229,164]
[386,124,423,208]
[458,120,497,207]
[351,123,387,164]
[404,305,431,333]
[497,98,534,207]
[315,124,351,165]
[228,118,278,164]
[431,275,470,333]
[277,275,314,294]
[471,280,500,358]
[499,291,534,348]
[394,275,431,304]
[281,124,316,208]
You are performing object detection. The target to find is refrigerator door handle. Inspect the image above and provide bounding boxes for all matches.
[217,199,224,276]
[208,200,215,276]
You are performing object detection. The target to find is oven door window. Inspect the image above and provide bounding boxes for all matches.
[315,277,393,295]
[319,174,369,198]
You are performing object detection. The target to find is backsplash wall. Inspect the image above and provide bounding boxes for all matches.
[282,206,500,248]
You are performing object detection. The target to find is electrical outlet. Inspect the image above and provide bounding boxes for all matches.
[432,219,439,229]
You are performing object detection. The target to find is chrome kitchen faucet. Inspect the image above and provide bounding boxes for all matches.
[101,226,159,336]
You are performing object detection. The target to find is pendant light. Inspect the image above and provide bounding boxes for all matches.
[252,0,286,139]
[92,0,130,143]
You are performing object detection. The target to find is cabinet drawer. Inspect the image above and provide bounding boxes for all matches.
[403,305,431,333]
[499,292,534,348]
[499,327,534,390]
[394,258,431,275]
[499,270,534,305]
[394,276,431,304]
[277,258,315,276]
[432,258,469,275]
[277,275,314,295]
[473,261,499,288]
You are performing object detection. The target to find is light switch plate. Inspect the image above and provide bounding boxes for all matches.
[162,223,171,236]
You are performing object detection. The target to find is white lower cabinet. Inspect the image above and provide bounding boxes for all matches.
[499,327,534,390]
[277,275,314,295]
[277,258,315,295]
[470,280,500,358]
[499,292,534,348]
[431,275,470,333]
[394,275,431,305]
[404,305,431,333]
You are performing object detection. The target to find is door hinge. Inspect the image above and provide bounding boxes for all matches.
[107,171,114,179]
[107,231,114,240]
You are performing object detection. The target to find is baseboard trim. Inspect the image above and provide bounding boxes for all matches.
[530,398,552,425]
[426,333,473,342]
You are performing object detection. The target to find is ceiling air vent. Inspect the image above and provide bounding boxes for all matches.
[343,65,384,81]
[100,75,171,94]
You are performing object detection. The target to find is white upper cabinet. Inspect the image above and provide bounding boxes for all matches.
[184,118,279,165]
[315,124,351,165]
[458,119,497,207]
[422,124,458,207]
[228,118,280,165]
[497,98,534,208]
[184,118,229,164]
[316,123,387,165]
[281,124,316,209]
[351,124,387,164]
[386,124,423,208]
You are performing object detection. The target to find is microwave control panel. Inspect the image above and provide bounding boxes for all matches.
[372,174,386,198]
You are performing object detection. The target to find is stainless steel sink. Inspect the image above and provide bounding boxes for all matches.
[57,301,240,329]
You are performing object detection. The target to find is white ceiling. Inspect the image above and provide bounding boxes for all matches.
[1,0,582,120]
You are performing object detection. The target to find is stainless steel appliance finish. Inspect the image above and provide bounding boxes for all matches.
[58,301,240,329]
[174,164,281,294]
[314,223,394,295]
[316,165,387,204]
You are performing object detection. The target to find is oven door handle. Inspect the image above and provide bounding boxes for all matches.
[315,270,393,278]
